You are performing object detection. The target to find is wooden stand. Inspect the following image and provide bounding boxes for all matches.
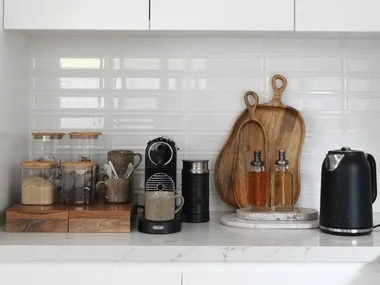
[6,202,132,233]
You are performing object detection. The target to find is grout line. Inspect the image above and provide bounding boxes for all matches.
[294,0,296,31]
[28,35,33,160]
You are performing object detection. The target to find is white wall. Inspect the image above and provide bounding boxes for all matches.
[29,36,380,211]
[0,0,30,223]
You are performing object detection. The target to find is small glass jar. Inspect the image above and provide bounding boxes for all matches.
[68,132,102,163]
[31,132,65,164]
[68,132,102,184]
[61,161,96,205]
[21,161,57,205]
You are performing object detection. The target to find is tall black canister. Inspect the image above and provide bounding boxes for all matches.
[181,160,209,223]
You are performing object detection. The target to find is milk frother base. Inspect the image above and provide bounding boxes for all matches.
[138,211,182,234]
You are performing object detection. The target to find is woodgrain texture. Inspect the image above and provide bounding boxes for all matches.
[69,202,132,233]
[233,92,267,208]
[6,204,68,232]
[69,219,130,233]
[215,75,305,208]
[6,202,132,233]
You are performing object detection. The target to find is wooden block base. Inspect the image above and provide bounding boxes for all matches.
[6,202,132,233]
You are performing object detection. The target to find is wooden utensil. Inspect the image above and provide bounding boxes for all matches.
[215,74,305,208]
[232,91,267,208]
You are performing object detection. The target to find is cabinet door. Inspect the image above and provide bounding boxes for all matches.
[183,263,380,285]
[296,0,380,32]
[151,0,294,31]
[0,263,182,285]
[4,0,149,30]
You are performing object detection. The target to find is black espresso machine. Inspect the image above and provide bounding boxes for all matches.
[138,136,182,234]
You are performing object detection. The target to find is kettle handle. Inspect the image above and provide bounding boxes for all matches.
[367,153,377,203]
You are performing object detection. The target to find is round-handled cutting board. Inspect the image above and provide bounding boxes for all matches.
[215,75,305,208]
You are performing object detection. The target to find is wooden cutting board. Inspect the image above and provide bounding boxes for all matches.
[233,91,267,208]
[215,75,305,208]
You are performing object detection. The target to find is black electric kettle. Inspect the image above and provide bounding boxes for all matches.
[320,147,377,236]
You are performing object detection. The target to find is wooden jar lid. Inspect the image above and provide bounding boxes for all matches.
[21,161,57,169]
[68,132,102,139]
[61,161,96,169]
[32,132,65,139]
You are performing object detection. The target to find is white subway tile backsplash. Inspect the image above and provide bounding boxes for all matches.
[347,77,380,92]
[109,114,184,131]
[303,112,342,134]
[109,134,186,151]
[189,57,264,73]
[265,39,342,54]
[189,93,245,112]
[346,57,380,74]
[187,134,227,152]
[281,94,342,112]
[30,37,380,210]
[32,77,105,90]
[190,76,263,92]
[33,57,105,70]
[33,114,105,130]
[346,95,380,111]
[111,58,185,71]
[269,57,341,73]
[113,94,184,111]
[187,114,237,132]
[286,77,342,92]
[33,95,105,110]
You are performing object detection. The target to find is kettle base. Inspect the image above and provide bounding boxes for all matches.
[320,225,373,236]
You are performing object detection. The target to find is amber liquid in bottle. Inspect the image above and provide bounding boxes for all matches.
[269,150,294,212]
[247,150,268,210]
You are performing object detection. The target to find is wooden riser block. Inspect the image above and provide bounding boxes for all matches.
[6,204,68,233]
[69,203,132,233]
[6,203,132,233]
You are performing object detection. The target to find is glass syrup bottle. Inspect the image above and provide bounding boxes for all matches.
[269,149,294,211]
[247,150,269,211]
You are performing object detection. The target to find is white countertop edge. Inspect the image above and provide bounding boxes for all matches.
[1,211,380,263]
[2,245,380,263]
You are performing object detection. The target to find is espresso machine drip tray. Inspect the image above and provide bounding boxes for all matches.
[138,211,182,234]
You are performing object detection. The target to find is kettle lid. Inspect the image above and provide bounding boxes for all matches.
[328,147,364,155]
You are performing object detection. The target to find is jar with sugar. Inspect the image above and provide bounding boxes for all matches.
[21,161,57,205]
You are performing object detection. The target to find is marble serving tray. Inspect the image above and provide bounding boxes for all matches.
[236,207,319,221]
[221,213,319,229]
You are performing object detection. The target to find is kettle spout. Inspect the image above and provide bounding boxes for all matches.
[325,154,345,171]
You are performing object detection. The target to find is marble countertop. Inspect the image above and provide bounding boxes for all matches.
[1,212,380,263]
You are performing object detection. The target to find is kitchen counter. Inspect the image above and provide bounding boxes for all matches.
[1,211,380,263]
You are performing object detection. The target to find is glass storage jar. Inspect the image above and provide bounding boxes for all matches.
[31,132,65,164]
[68,132,102,163]
[68,132,102,183]
[61,161,96,205]
[21,161,57,205]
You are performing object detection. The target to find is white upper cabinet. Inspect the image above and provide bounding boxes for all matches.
[296,0,380,32]
[151,0,294,31]
[4,0,149,30]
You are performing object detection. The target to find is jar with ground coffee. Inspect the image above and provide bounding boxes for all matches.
[21,161,56,205]
[61,162,96,205]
